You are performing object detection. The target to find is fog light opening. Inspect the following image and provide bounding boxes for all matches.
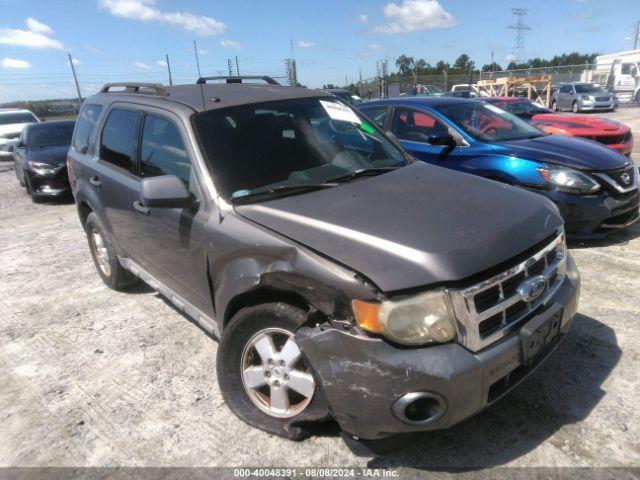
[392,392,446,425]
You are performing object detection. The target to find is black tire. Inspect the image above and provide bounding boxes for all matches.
[636,91,640,106]
[85,212,139,291]
[551,100,558,111]
[217,303,330,440]
[572,101,579,113]
[25,178,44,203]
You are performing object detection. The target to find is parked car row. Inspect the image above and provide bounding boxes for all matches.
[360,96,638,238]
[4,77,637,454]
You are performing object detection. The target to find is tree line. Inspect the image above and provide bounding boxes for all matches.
[393,51,599,77]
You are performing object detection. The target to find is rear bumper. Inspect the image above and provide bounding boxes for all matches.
[296,256,580,440]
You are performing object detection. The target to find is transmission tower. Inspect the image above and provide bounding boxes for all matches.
[508,8,531,64]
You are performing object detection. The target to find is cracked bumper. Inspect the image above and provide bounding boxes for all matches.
[296,256,580,440]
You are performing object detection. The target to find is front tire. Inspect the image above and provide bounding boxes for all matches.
[551,100,558,111]
[217,303,329,440]
[572,101,579,113]
[85,212,139,291]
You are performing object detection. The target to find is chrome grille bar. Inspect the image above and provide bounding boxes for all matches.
[447,229,566,352]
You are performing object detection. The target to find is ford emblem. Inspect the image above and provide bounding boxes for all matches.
[517,275,547,302]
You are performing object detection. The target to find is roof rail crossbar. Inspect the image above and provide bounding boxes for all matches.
[196,76,281,86]
[100,83,168,96]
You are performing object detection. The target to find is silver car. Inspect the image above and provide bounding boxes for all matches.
[551,83,617,113]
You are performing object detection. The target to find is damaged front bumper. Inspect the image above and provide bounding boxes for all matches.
[296,255,580,440]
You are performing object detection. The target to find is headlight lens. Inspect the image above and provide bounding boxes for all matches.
[352,289,456,345]
[537,165,600,194]
[28,161,58,175]
[581,95,591,101]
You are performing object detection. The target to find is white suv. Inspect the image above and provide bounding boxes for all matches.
[0,109,39,159]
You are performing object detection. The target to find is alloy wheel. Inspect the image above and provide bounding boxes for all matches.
[240,327,315,418]
[91,230,111,277]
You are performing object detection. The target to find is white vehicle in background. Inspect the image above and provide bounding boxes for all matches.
[450,84,490,98]
[582,49,640,105]
[0,109,40,159]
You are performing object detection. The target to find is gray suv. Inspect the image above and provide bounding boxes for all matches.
[551,82,616,113]
[67,77,580,452]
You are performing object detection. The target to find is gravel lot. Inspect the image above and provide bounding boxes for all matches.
[1,108,639,474]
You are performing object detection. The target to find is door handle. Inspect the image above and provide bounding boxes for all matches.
[133,201,150,215]
[89,176,101,187]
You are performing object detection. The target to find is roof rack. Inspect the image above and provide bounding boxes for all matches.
[100,83,168,96]
[196,76,281,86]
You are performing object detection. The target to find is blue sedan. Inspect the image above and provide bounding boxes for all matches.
[359,97,639,238]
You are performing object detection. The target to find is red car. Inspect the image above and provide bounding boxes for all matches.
[484,97,633,157]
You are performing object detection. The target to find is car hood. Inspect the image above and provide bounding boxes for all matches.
[25,145,69,165]
[0,123,30,138]
[235,162,562,293]
[531,113,628,134]
[494,134,628,171]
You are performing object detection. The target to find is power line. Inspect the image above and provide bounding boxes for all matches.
[508,8,531,64]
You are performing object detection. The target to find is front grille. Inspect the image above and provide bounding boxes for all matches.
[448,229,567,352]
[592,132,630,145]
[594,164,638,195]
[599,207,640,230]
[595,96,611,102]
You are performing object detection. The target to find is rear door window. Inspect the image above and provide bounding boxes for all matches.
[72,104,102,154]
[100,109,139,172]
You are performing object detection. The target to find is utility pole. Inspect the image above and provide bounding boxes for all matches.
[508,8,531,64]
[193,41,202,78]
[235,55,240,76]
[634,20,640,50]
[165,54,173,85]
[67,53,83,104]
[227,58,233,76]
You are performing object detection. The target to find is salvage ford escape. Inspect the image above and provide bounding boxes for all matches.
[68,78,580,451]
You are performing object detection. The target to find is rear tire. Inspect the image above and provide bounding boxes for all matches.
[217,303,329,440]
[85,212,139,291]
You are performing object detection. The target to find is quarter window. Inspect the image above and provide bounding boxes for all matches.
[72,104,102,154]
[100,109,139,172]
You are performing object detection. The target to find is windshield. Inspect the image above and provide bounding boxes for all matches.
[0,112,37,126]
[434,102,545,142]
[574,84,605,94]
[29,123,74,148]
[195,97,407,202]
[493,101,552,117]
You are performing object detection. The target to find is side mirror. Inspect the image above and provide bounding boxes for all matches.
[140,175,194,208]
[17,140,26,149]
[427,132,456,147]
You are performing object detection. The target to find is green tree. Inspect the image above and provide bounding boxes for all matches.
[395,54,415,76]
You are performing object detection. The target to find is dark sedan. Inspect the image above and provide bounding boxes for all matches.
[14,120,74,201]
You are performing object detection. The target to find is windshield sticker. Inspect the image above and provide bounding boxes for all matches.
[232,189,250,198]
[359,122,375,135]
[320,100,361,124]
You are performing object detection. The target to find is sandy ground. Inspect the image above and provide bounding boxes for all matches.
[0,107,639,474]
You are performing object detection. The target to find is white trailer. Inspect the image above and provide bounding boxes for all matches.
[582,49,640,104]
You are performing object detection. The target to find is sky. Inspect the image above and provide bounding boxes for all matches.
[0,0,639,102]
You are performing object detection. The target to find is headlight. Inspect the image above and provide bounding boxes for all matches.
[536,165,600,195]
[28,160,58,175]
[581,95,591,101]
[352,289,456,346]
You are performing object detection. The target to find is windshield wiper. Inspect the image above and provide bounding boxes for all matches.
[328,166,401,183]
[232,183,338,204]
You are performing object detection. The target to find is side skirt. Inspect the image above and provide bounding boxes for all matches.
[119,257,220,339]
